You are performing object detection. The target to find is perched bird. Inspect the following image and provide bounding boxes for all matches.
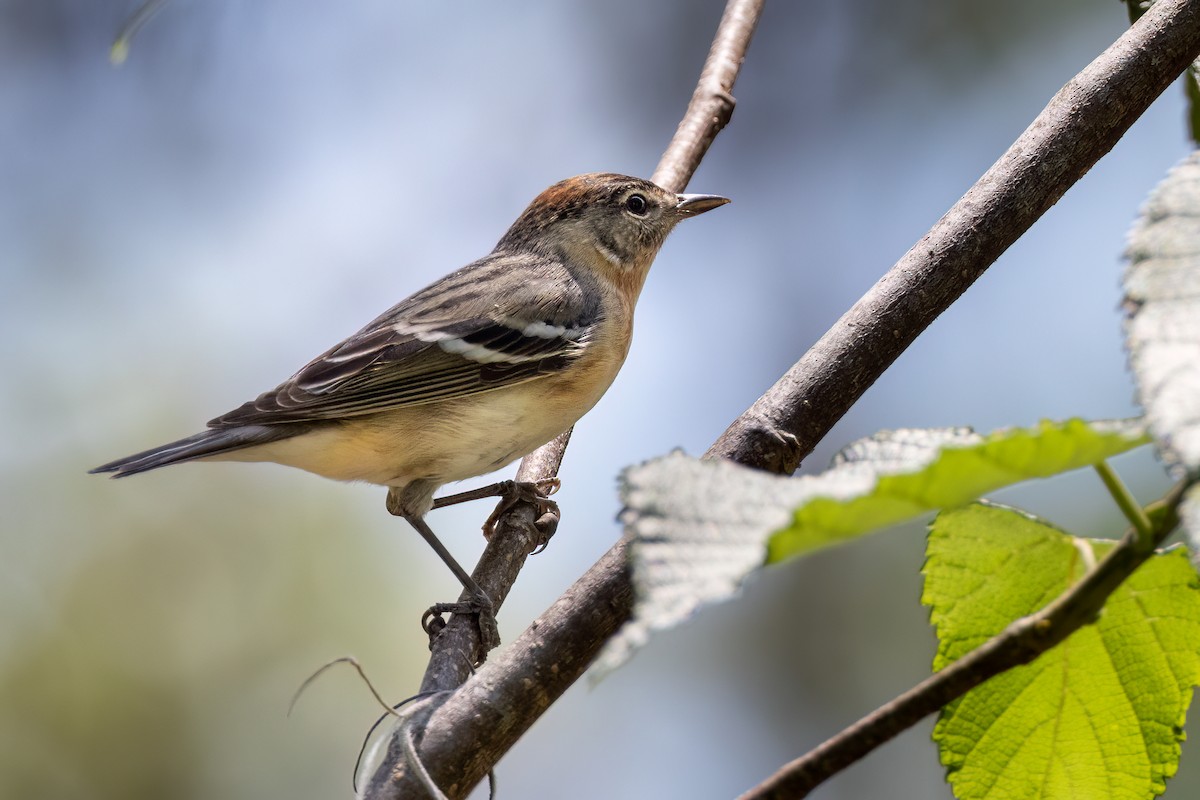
[92,172,728,646]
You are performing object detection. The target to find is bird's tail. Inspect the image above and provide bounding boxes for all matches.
[90,425,306,478]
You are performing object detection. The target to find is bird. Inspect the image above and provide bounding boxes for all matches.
[91,172,729,650]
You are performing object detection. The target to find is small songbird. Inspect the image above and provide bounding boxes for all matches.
[92,172,728,646]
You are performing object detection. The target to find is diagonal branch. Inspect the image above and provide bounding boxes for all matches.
[368,0,1200,796]
[364,1,765,796]
[410,0,763,701]
[739,479,1192,799]
[707,0,1200,472]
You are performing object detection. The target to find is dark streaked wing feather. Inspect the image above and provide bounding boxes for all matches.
[208,252,600,428]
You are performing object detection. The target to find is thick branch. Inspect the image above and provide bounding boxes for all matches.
[708,0,1200,472]
[740,480,1190,799]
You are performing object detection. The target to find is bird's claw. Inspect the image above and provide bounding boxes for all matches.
[421,591,500,655]
[482,478,561,544]
[528,507,560,555]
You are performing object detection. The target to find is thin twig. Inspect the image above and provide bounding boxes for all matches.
[399,697,450,800]
[352,690,444,795]
[288,656,400,720]
[739,479,1191,799]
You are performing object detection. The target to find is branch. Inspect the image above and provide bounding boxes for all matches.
[414,431,574,694]
[409,0,763,700]
[707,0,1200,472]
[368,0,1200,795]
[739,479,1191,799]
[364,1,764,796]
[651,0,756,191]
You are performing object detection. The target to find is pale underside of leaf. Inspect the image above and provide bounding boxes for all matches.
[595,419,1148,676]
[1125,151,1200,478]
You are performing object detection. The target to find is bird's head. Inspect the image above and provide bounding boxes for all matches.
[496,173,728,291]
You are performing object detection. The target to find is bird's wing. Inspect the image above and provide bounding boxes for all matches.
[208,253,601,427]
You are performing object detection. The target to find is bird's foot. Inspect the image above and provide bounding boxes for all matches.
[482,478,561,549]
[421,589,500,655]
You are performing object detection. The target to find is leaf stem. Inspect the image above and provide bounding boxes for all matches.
[111,0,168,65]
[1094,460,1154,545]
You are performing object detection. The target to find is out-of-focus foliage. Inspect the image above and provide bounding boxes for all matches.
[1124,150,1200,553]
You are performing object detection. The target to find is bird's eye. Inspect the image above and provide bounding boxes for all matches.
[624,193,649,216]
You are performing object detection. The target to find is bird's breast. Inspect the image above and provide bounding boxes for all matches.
[422,328,630,483]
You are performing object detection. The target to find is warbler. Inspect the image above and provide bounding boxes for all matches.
[92,172,728,644]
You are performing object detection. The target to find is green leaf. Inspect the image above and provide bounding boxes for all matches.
[595,418,1148,677]
[925,503,1200,800]
[770,418,1148,562]
[1185,67,1200,149]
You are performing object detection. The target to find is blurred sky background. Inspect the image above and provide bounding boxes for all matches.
[1,1,1196,798]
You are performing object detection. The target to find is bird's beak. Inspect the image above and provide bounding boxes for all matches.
[674,193,730,217]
